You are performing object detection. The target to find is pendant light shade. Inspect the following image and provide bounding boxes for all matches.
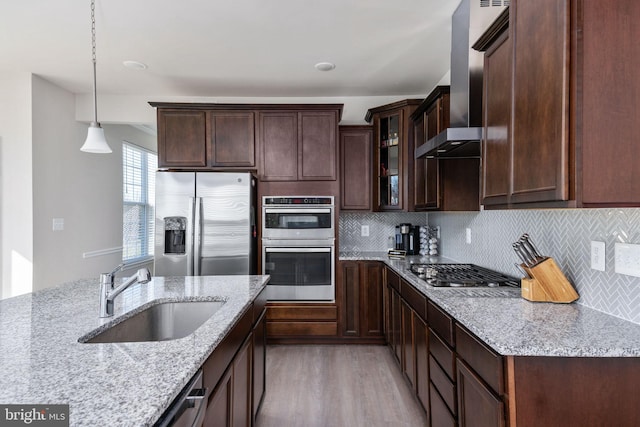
[81,0,112,154]
[81,121,111,153]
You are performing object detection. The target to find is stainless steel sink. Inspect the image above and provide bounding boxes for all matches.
[80,300,225,343]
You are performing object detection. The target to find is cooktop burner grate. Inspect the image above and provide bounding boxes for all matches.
[409,263,520,288]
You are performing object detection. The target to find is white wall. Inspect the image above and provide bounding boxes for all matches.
[0,73,33,299]
[0,75,160,297]
[31,75,157,290]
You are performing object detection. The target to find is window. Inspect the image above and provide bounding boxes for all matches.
[122,142,157,263]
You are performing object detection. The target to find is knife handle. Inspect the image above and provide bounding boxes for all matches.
[522,233,543,259]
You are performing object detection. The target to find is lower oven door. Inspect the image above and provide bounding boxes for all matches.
[262,243,335,302]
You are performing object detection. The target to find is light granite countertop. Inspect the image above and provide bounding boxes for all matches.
[340,251,640,357]
[0,275,269,426]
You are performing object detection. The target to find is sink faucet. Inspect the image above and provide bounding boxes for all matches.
[99,264,152,317]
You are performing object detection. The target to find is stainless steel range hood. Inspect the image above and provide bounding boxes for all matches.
[416,0,507,159]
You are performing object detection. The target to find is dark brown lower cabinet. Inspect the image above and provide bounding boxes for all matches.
[430,383,456,427]
[205,367,233,427]
[205,335,253,427]
[384,269,431,420]
[339,261,384,341]
[266,303,338,343]
[383,275,391,345]
[429,354,456,418]
[200,288,267,426]
[391,288,402,364]
[382,266,640,427]
[252,310,267,423]
[508,356,640,427]
[414,315,429,414]
[361,262,384,337]
[232,337,253,427]
[341,261,361,337]
[402,300,415,386]
[457,360,505,427]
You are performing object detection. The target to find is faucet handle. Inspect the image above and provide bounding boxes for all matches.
[100,263,126,289]
[99,272,114,289]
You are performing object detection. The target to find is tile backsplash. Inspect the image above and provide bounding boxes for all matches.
[340,209,640,325]
[339,212,428,252]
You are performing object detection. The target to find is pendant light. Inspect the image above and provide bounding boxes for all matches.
[81,0,111,153]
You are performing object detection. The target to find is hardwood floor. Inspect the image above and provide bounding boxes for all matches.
[255,345,428,427]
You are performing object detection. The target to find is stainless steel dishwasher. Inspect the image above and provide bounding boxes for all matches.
[155,369,207,427]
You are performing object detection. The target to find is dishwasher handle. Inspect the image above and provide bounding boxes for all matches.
[189,388,207,427]
[155,370,207,427]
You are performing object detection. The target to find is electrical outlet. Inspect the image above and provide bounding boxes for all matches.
[52,218,64,231]
[615,243,640,277]
[590,241,605,271]
[465,228,472,244]
[361,225,370,237]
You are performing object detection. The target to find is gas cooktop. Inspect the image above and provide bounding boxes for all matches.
[409,263,520,288]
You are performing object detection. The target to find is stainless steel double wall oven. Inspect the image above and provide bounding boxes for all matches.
[261,196,335,301]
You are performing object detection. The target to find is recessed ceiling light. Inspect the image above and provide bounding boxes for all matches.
[314,62,336,72]
[123,60,148,70]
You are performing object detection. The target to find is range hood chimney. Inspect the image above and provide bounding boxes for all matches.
[415,0,507,159]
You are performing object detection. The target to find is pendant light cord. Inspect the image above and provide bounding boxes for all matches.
[90,0,98,124]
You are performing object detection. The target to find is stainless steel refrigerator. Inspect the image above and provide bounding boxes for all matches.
[154,172,257,276]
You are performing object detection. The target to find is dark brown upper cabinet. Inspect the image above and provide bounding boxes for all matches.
[339,125,373,211]
[474,10,511,207]
[410,87,480,211]
[207,111,255,168]
[154,108,254,169]
[366,99,421,212]
[476,0,640,208]
[156,109,208,168]
[511,0,569,206]
[258,109,340,182]
[298,111,338,181]
[150,103,342,182]
[258,111,298,181]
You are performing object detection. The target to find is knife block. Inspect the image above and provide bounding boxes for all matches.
[520,257,579,303]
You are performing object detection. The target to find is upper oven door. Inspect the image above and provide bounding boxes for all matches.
[262,207,334,240]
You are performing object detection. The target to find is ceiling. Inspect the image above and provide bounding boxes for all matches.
[0,0,459,98]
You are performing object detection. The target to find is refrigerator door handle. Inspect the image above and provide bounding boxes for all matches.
[194,197,202,276]
[186,197,195,276]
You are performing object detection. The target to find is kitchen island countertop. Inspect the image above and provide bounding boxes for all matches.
[0,275,269,426]
[340,251,640,357]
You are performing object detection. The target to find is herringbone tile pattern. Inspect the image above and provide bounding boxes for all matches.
[340,209,640,324]
[339,212,428,253]
[428,209,640,324]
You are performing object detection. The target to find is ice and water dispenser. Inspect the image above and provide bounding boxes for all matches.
[164,217,186,255]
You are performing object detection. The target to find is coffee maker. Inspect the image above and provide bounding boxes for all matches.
[395,223,420,255]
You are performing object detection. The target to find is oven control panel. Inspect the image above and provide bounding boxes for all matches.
[263,196,334,206]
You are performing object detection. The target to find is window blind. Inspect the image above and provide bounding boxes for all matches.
[122,142,157,262]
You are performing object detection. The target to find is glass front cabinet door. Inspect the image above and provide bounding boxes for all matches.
[378,112,401,208]
[367,99,421,211]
